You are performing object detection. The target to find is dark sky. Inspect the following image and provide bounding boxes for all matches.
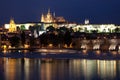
[0,0,120,26]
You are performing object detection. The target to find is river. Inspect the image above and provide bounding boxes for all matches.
[0,58,120,80]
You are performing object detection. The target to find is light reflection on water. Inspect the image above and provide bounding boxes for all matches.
[0,58,120,80]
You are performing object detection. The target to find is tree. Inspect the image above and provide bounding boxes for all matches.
[9,35,20,47]
[69,27,74,33]
[29,36,35,47]
[20,25,26,31]
[46,26,55,32]
[16,26,20,32]
[115,27,119,33]
[59,26,68,33]
[39,33,49,47]
[21,31,26,46]
[64,31,72,47]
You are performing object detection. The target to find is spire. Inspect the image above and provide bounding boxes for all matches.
[41,13,44,17]
[10,18,15,24]
[41,13,44,22]
[53,12,56,17]
[48,8,50,13]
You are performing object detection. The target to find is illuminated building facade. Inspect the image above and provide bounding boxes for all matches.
[4,21,36,31]
[73,24,119,33]
[3,17,120,33]
[41,9,66,23]
[9,19,16,32]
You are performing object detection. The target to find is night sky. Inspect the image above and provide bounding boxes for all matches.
[0,0,120,26]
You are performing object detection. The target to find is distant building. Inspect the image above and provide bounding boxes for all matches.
[9,19,16,32]
[41,9,66,23]
[85,19,89,25]
[73,24,117,33]
[4,19,36,31]
[3,11,120,34]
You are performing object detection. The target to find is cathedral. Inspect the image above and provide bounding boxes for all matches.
[41,9,66,23]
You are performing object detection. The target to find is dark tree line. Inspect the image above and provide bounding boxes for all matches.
[9,25,73,48]
[39,26,73,48]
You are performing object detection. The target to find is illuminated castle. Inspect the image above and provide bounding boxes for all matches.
[9,18,16,32]
[41,9,66,23]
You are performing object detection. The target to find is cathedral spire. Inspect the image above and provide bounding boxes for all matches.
[41,13,44,22]
[53,12,56,17]
[48,8,51,13]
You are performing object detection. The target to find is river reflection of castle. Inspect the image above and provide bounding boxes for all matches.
[2,58,120,80]
[70,59,118,80]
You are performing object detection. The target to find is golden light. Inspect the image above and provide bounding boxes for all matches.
[69,43,73,48]
[48,44,53,48]
[111,51,117,55]
[96,50,101,55]
[24,44,29,48]
[64,44,67,48]
[3,50,7,53]
[82,50,87,55]
[2,45,7,53]
[3,45,7,49]
[8,45,12,48]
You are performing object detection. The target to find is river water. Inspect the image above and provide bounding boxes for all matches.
[0,58,120,80]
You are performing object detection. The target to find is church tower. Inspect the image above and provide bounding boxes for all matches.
[41,13,45,22]
[41,9,54,23]
[46,9,53,23]
[9,18,16,32]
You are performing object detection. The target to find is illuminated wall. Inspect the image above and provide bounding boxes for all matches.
[4,22,119,33]
[4,23,36,30]
[73,24,118,33]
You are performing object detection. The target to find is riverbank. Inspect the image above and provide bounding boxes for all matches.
[0,50,120,60]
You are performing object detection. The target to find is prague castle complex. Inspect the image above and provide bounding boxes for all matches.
[3,9,120,34]
[0,9,120,51]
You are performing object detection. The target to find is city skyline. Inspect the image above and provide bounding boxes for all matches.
[0,0,120,26]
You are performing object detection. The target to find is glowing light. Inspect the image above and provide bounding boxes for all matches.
[82,50,87,54]
[24,44,29,48]
[3,45,7,49]
[69,43,73,48]
[8,45,12,48]
[4,24,10,29]
[109,44,116,50]
[73,24,116,33]
[9,19,16,32]
[111,51,117,55]
[3,50,7,53]
[64,44,68,48]
[96,50,101,55]
[93,44,100,50]
[48,44,53,48]
[39,31,46,35]
[85,19,89,24]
